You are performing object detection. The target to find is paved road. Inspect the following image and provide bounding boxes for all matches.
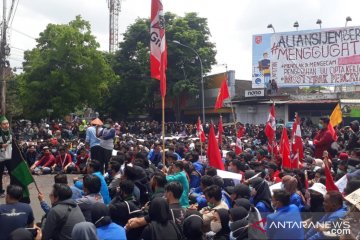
[1,173,81,223]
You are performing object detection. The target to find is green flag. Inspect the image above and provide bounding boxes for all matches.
[7,141,34,198]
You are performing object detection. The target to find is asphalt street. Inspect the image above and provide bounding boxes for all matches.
[0,173,81,223]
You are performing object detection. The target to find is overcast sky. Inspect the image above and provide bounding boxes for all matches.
[5,0,360,79]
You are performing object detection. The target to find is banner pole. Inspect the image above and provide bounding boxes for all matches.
[162,96,166,166]
[13,140,41,194]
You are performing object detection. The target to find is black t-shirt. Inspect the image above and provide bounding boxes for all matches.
[0,202,34,240]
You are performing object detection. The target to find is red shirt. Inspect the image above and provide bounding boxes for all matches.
[75,154,89,167]
[313,127,334,158]
[35,154,56,168]
[270,170,281,183]
[55,153,72,169]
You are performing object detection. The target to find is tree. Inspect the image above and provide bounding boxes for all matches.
[108,12,217,119]
[20,16,117,119]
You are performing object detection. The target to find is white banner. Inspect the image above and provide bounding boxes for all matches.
[252,26,360,88]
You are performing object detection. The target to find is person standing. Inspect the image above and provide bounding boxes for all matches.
[85,121,101,163]
[96,118,115,174]
[0,116,12,197]
[165,161,189,208]
[313,117,334,158]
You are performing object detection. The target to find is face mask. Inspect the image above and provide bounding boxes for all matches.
[207,202,215,208]
[337,169,345,175]
[104,124,110,129]
[318,123,323,130]
[210,221,222,233]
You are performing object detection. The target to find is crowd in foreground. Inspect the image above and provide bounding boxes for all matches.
[0,116,360,240]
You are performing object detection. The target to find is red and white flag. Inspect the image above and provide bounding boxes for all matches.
[214,76,230,109]
[292,113,304,165]
[218,115,223,146]
[197,117,206,143]
[150,0,167,97]
[235,126,245,155]
[265,103,276,145]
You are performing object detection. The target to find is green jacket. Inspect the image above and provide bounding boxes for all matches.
[166,171,189,207]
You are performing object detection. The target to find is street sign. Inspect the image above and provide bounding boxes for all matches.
[245,89,264,98]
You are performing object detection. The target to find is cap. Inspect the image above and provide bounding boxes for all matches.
[0,115,8,123]
[43,146,49,150]
[45,124,49,128]
[339,152,349,161]
[309,183,327,196]
[350,120,359,126]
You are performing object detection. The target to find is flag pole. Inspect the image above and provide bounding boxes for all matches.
[13,140,41,194]
[200,137,203,162]
[222,71,238,150]
[162,96,166,166]
[271,99,275,161]
[297,149,300,169]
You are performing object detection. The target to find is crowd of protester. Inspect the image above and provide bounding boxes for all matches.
[1,116,360,240]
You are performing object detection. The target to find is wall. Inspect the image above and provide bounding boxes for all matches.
[235,104,286,125]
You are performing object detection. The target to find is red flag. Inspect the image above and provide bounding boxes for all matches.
[328,122,338,141]
[324,158,339,192]
[214,77,230,109]
[150,0,167,97]
[207,124,225,170]
[197,117,206,143]
[304,170,309,189]
[218,116,223,146]
[265,103,276,145]
[235,126,245,155]
[279,127,291,169]
[292,113,304,165]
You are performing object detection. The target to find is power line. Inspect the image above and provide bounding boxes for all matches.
[9,0,19,27]
[10,46,26,51]
[10,27,36,40]
[9,52,23,57]
[8,57,23,62]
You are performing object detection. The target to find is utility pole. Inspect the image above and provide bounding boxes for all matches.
[0,0,9,115]
[107,0,121,53]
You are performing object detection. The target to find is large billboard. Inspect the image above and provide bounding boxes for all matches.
[252,26,360,89]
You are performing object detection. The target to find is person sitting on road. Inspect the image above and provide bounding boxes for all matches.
[51,146,73,174]
[74,160,111,205]
[0,185,35,239]
[76,174,104,222]
[42,184,85,240]
[29,146,56,175]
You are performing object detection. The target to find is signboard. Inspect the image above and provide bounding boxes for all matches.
[342,104,360,117]
[245,89,264,97]
[252,26,360,88]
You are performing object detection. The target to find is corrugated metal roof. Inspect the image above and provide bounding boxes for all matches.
[287,100,338,104]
